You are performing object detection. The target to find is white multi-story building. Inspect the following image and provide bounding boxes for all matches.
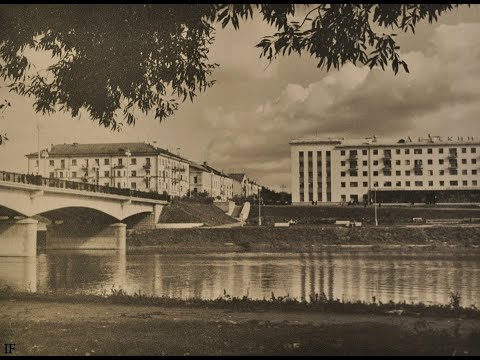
[25,142,190,197]
[291,135,480,204]
[189,161,234,201]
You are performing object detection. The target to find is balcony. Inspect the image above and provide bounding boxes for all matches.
[382,153,392,160]
[143,163,151,170]
[448,153,458,159]
[348,154,358,160]
[448,162,458,169]
[113,164,125,169]
[383,165,391,171]
[348,166,358,171]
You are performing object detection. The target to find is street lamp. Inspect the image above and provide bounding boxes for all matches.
[374,186,378,226]
[258,186,262,226]
[125,149,131,191]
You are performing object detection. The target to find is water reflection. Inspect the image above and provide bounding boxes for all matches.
[0,251,478,306]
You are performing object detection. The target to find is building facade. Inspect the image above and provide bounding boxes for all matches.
[26,142,190,197]
[189,162,234,201]
[291,135,480,204]
[228,173,261,198]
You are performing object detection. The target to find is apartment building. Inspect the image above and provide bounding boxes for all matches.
[25,142,190,197]
[291,135,480,204]
[228,173,262,198]
[189,162,233,201]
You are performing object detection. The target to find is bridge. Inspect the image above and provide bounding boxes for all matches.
[0,171,169,256]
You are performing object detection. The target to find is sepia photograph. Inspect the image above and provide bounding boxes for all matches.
[0,3,480,356]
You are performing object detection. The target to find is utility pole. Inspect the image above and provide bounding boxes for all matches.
[374,186,378,226]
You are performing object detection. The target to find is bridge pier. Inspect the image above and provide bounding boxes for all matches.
[0,218,38,257]
[46,223,126,251]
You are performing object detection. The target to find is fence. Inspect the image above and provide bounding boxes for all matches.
[0,171,170,202]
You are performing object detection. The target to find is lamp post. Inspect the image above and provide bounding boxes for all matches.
[125,149,131,191]
[258,186,262,226]
[374,186,378,226]
[37,124,41,176]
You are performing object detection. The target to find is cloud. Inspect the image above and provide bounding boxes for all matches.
[204,22,480,189]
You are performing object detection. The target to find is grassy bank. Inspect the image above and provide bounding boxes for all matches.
[1,289,480,355]
[127,225,480,252]
[159,201,237,226]
[248,205,480,225]
[0,286,479,318]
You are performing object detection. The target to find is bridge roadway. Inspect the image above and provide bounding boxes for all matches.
[0,171,168,256]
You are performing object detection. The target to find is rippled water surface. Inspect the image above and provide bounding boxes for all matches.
[1,250,479,306]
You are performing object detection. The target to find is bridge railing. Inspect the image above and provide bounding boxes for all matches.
[0,171,170,202]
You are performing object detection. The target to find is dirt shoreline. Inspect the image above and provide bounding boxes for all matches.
[1,297,479,355]
[126,225,480,253]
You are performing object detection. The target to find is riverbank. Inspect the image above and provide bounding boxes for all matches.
[127,225,480,253]
[1,291,479,355]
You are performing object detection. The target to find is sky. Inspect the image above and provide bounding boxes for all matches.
[1,5,480,192]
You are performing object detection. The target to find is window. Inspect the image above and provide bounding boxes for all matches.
[59,172,64,178]
[384,171,391,176]
[396,171,401,176]
[396,160,401,166]
[61,159,65,168]
[405,149,410,155]
[462,148,467,153]
[341,182,346,188]
[405,170,411,176]
[373,160,378,166]
[118,158,123,165]
[373,171,378,176]
[472,148,477,153]
[427,148,433,154]
[350,182,358,187]
[341,161,346,166]
[49,172,54,178]
[428,181,433,186]
[194,176,198,184]
[462,169,468,175]
[363,160,368,166]
[473,170,478,175]
[373,181,379,187]
[341,195,346,202]
[104,183,109,187]
[363,182,368,187]
[463,180,468,186]
[104,171,110,177]
[450,181,458,186]
[415,181,423,187]
[49,160,54,166]
[341,150,345,156]
[472,159,477,164]
[462,159,467,164]
[72,159,77,166]
[473,180,478,186]
[117,182,121,188]
[406,181,411,187]
[439,148,444,154]
[72,172,77,178]
[362,150,367,155]
[428,159,433,165]
[396,149,401,155]
[439,159,444,165]
[396,181,401,187]
[131,158,137,165]
[104,158,110,165]
[341,172,346,177]
[131,170,136,177]
[131,182,137,189]
[95,159,100,166]
[117,171,121,177]
[428,170,433,176]
[405,160,410,165]
[414,148,422,154]
[384,181,391,187]
[440,181,444,186]
[350,170,358,177]
[363,171,368,176]
[373,149,378,155]
[146,158,151,166]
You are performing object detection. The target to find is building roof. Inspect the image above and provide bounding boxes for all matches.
[290,135,480,148]
[26,142,191,162]
[228,173,246,182]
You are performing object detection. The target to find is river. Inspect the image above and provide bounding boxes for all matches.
[1,250,479,306]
